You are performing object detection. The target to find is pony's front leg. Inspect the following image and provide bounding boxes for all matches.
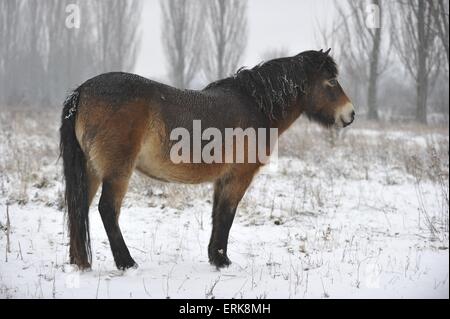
[208,197,237,268]
[208,169,257,268]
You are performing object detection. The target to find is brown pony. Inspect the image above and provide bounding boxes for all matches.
[60,49,355,270]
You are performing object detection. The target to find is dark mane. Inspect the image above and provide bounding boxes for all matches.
[205,50,338,120]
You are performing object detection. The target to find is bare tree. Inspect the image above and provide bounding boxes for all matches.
[0,0,143,107]
[24,1,47,103]
[160,0,204,88]
[0,0,24,105]
[93,0,143,72]
[315,14,343,54]
[315,3,371,117]
[391,0,442,123]
[336,0,390,121]
[44,0,100,104]
[430,0,449,67]
[203,0,248,82]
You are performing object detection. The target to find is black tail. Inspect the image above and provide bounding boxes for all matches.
[59,90,91,269]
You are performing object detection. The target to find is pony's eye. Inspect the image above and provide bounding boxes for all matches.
[328,79,338,87]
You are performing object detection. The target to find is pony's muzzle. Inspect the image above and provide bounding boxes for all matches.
[337,102,355,128]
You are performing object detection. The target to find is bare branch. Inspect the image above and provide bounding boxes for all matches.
[202,0,248,82]
[161,0,205,88]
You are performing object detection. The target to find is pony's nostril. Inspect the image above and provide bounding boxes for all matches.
[351,110,355,119]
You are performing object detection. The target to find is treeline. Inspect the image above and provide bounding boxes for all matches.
[0,0,448,124]
[0,0,142,107]
[317,0,449,123]
[0,0,248,108]
[161,0,248,89]
[165,0,449,123]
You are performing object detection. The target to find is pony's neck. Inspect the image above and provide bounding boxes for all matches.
[270,99,304,135]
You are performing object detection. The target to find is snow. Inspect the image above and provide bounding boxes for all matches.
[0,112,448,299]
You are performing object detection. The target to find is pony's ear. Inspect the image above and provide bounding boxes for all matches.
[319,49,324,53]
[324,48,331,55]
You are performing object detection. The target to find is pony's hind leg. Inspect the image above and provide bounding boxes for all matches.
[208,168,257,268]
[87,163,101,206]
[98,176,137,270]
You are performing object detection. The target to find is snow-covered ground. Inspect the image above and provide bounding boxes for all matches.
[0,109,448,299]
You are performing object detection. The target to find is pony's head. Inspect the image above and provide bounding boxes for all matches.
[299,49,355,128]
[206,49,355,128]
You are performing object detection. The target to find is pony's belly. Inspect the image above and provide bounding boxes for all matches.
[135,143,228,184]
[135,159,227,184]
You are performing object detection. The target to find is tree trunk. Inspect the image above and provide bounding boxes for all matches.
[217,0,226,80]
[416,73,428,123]
[416,0,428,124]
[367,9,381,121]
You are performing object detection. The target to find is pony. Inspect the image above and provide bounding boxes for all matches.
[60,49,355,270]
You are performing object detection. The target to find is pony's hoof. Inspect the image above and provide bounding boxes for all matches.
[69,259,91,271]
[209,253,232,269]
[116,259,138,270]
